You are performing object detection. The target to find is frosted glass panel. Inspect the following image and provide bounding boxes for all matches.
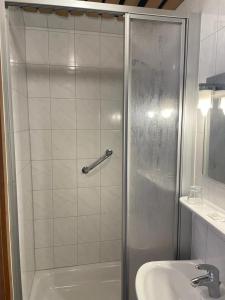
[126,18,184,300]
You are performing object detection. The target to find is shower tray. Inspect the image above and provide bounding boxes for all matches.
[30,262,121,300]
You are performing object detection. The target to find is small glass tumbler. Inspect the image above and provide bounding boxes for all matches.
[187,185,203,205]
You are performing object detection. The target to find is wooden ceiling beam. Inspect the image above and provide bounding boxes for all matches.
[161,0,184,9]
[145,0,161,8]
[105,0,120,4]
[138,0,148,6]
[124,0,139,6]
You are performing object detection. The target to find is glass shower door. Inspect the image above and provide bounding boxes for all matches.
[123,14,186,300]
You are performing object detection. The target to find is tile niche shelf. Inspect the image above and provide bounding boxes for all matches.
[180,196,225,238]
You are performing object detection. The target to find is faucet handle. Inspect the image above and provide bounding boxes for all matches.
[196,264,220,277]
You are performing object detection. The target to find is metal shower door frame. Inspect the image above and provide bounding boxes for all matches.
[122,12,187,300]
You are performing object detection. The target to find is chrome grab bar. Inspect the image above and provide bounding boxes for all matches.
[82,149,113,174]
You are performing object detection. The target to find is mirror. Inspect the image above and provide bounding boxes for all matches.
[202,73,225,184]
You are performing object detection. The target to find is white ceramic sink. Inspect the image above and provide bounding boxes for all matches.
[136,261,225,300]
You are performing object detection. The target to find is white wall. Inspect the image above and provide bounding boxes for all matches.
[177,0,225,283]
[8,7,35,300]
[22,11,123,270]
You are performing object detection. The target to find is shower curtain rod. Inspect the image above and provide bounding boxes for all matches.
[5,0,186,18]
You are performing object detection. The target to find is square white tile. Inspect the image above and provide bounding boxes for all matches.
[35,248,53,270]
[101,17,124,35]
[75,32,100,67]
[12,92,29,131]
[26,29,48,64]
[199,34,217,83]
[76,68,100,99]
[52,130,76,159]
[100,68,123,100]
[29,98,51,130]
[30,130,52,160]
[34,219,53,248]
[100,34,123,69]
[53,217,76,246]
[51,99,76,129]
[9,26,26,63]
[101,100,122,130]
[10,64,27,96]
[101,186,122,214]
[48,14,75,30]
[100,213,122,241]
[77,130,100,159]
[49,31,75,66]
[23,11,48,28]
[54,245,76,268]
[78,215,100,243]
[78,187,100,216]
[200,1,219,39]
[33,190,53,220]
[77,159,100,187]
[100,240,121,262]
[27,65,50,98]
[8,6,24,27]
[76,100,100,129]
[32,160,52,190]
[50,66,75,99]
[14,131,30,162]
[53,160,76,189]
[75,14,101,32]
[53,189,77,218]
[101,130,122,158]
[78,242,99,265]
[100,156,122,186]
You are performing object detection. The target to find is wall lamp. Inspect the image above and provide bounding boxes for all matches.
[198,82,225,116]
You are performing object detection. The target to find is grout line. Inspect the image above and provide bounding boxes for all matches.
[35,238,121,249]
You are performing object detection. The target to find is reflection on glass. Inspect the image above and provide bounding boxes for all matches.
[111,113,121,121]
[198,90,212,116]
[146,110,155,118]
[161,108,174,119]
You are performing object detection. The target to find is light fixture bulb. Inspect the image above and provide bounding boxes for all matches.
[219,97,225,115]
[198,90,212,116]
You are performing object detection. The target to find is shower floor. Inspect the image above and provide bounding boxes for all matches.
[30,262,121,300]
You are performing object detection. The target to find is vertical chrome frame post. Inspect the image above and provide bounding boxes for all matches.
[0,3,23,300]
[178,12,201,259]
[122,12,130,300]
[175,17,187,259]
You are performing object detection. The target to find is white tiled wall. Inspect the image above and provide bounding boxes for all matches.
[22,11,123,270]
[177,0,225,281]
[8,7,35,300]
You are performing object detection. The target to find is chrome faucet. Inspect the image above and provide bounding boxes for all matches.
[191,264,221,298]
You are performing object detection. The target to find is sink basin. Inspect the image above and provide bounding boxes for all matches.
[136,261,225,300]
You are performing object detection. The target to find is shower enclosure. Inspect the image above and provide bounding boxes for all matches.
[0,1,199,300]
